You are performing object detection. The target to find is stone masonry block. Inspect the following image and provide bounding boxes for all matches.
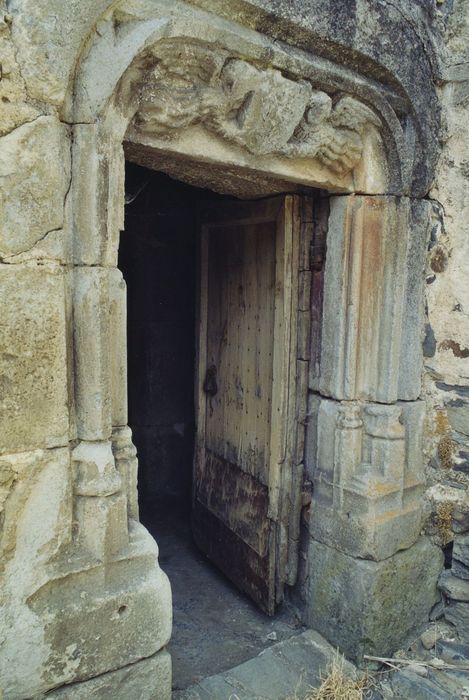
[74,493,128,561]
[305,537,443,663]
[305,394,426,560]
[0,116,70,258]
[318,196,430,403]
[24,523,172,697]
[0,447,73,700]
[44,649,171,700]
[0,265,69,454]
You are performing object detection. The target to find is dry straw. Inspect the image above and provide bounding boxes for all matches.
[288,651,368,700]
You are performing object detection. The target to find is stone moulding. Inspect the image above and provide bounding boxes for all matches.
[68,0,421,217]
[306,397,427,561]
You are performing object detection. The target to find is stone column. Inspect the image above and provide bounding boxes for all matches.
[72,266,129,557]
[302,195,444,662]
[109,267,139,521]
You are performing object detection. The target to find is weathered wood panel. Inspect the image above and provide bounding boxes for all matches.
[192,501,275,615]
[194,195,311,614]
[205,222,276,485]
[195,450,270,555]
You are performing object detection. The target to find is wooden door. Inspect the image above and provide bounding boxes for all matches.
[193,195,304,615]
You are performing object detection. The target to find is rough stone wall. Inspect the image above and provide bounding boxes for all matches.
[414,0,469,641]
[421,0,469,635]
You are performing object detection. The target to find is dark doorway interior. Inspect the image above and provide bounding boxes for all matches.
[119,163,199,519]
[119,162,302,691]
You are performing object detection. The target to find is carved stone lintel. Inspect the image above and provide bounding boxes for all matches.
[131,40,381,178]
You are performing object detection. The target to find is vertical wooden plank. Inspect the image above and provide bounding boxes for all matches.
[286,197,313,586]
[274,195,302,600]
[268,199,289,521]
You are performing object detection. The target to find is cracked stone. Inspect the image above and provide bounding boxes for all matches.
[0,116,71,257]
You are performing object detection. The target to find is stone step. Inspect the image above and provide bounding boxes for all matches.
[173,629,357,700]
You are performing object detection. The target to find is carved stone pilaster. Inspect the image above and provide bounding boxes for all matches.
[333,404,363,508]
[73,268,112,440]
[109,268,128,428]
[112,426,139,522]
[72,440,128,561]
[317,196,431,403]
[306,396,425,561]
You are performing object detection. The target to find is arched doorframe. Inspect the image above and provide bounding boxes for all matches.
[65,0,439,687]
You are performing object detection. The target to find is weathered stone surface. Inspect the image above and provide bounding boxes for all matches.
[0,447,72,700]
[452,492,469,533]
[452,534,469,580]
[0,265,69,454]
[422,0,469,564]
[318,195,430,403]
[436,639,469,665]
[112,426,139,521]
[391,669,453,699]
[71,125,124,266]
[6,0,114,106]
[109,268,128,428]
[43,649,171,699]
[444,601,469,643]
[21,522,172,698]
[0,117,70,258]
[305,537,443,663]
[439,569,469,602]
[305,395,426,560]
[72,439,129,561]
[0,15,39,135]
[0,447,71,574]
[73,267,112,440]
[177,630,356,700]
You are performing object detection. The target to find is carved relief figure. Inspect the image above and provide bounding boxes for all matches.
[133,40,381,177]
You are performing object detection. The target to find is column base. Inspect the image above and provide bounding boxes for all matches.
[43,649,171,699]
[27,522,171,695]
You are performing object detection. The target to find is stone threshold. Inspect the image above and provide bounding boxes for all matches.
[173,629,357,700]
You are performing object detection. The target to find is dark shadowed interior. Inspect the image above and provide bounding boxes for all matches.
[119,162,201,520]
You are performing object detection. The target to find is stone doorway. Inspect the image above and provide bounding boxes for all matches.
[119,162,305,690]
